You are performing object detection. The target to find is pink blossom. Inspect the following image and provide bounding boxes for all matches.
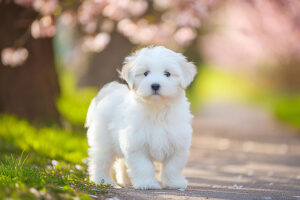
[103,0,147,20]
[78,0,106,24]
[9,0,225,54]
[201,0,300,69]
[153,0,173,11]
[103,0,126,20]
[14,0,34,7]
[1,48,29,67]
[117,19,138,37]
[59,11,77,28]
[174,9,201,28]
[33,0,58,15]
[82,33,111,52]
[127,0,148,17]
[83,21,97,34]
[174,27,197,46]
[31,16,56,38]
[78,1,96,24]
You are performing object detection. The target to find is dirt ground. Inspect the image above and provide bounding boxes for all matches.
[103,103,300,200]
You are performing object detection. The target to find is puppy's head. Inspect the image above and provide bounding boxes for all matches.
[120,46,197,101]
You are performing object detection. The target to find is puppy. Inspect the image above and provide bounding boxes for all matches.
[85,46,196,190]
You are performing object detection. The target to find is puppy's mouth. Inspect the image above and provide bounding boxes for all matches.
[149,92,164,101]
[153,91,160,95]
[147,91,162,99]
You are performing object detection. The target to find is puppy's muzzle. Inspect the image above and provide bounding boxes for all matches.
[151,83,160,94]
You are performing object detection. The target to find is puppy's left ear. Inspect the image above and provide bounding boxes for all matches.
[178,55,197,88]
[119,53,137,89]
[120,63,134,89]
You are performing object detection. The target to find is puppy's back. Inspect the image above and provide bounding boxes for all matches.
[85,81,128,128]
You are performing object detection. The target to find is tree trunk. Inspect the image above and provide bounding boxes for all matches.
[78,31,134,87]
[0,2,60,123]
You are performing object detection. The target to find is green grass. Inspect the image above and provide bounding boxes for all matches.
[270,95,300,128]
[0,115,87,164]
[57,71,97,126]
[0,115,110,199]
[0,69,107,199]
[188,65,300,129]
[187,66,259,110]
[0,153,109,199]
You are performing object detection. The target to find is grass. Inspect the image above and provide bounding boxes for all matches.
[270,95,300,128]
[0,69,106,199]
[0,114,110,199]
[57,71,97,126]
[0,153,109,199]
[187,66,259,110]
[0,115,87,164]
[188,65,300,129]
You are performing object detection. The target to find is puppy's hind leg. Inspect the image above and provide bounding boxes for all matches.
[88,146,115,185]
[87,123,115,185]
[114,158,131,187]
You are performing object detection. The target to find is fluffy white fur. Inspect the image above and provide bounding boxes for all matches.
[85,46,196,190]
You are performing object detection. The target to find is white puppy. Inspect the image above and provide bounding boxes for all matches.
[86,46,196,190]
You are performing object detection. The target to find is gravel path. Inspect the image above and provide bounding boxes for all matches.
[104,103,300,200]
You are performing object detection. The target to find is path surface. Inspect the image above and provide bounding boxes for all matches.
[104,103,300,200]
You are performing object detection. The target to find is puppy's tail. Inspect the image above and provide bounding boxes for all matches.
[85,81,128,128]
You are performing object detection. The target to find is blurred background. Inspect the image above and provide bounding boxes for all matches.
[0,0,300,198]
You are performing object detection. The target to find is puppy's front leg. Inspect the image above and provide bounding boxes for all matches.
[161,149,189,189]
[125,151,161,190]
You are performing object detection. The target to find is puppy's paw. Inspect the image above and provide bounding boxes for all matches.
[162,177,188,189]
[132,179,161,190]
[116,179,131,187]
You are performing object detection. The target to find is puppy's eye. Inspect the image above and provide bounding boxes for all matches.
[164,71,171,77]
[144,71,150,76]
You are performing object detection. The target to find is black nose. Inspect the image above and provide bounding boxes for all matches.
[151,83,160,91]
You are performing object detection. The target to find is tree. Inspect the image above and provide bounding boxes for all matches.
[0,0,220,122]
[0,2,60,122]
[78,31,134,87]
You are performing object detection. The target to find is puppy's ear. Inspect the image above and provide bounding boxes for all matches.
[120,63,132,86]
[119,53,137,89]
[177,54,197,88]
